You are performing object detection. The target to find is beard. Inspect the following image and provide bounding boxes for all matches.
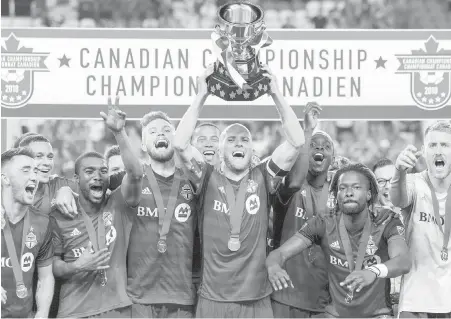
[149,147,174,163]
[339,200,365,215]
[223,153,250,173]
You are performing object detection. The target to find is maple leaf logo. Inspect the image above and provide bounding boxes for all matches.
[1,33,50,109]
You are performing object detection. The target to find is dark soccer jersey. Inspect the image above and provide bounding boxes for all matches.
[50,188,133,318]
[298,214,405,318]
[272,182,334,311]
[126,167,197,305]
[193,162,275,302]
[1,207,54,318]
[33,176,78,215]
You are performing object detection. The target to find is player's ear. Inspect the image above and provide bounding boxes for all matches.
[73,174,80,184]
[366,190,371,201]
[1,173,10,186]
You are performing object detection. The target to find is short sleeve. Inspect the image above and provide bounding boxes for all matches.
[37,222,55,267]
[49,214,63,257]
[296,216,327,245]
[383,217,406,244]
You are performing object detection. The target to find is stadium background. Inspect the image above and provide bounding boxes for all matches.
[3,0,449,177]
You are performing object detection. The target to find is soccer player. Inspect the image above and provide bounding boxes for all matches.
[104,145,125,176]
[1,148,55,318]
[13,132,38,148]
[191,122,221,166]
[174,65,306,318]
[267,163,411,318]
[126,109,198,318]
[50,98,143,318]
[391,120,451,318]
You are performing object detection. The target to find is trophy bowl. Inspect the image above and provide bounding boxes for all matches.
[207,1,272,101]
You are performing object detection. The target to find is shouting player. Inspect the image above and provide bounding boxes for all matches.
[1,148,55,318]
[174,65,305,318]
[50,98,143,318]
[391,120,451,318]
[267,163,411,318]
[192,123,221,166]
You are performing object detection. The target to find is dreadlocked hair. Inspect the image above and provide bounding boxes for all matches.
[330,162,379,209]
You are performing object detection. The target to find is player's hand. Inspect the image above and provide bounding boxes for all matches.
[55,186,78,218]
[1,286,7,304]
[395,145,421,171]
[261,64,280,96]
[198,64,215,97]
[266,252,294,291]
[100,96,126,134]
[304,102,322,132]
[373,192,400,226]
[340,269,377,293]
[74,242,111,272]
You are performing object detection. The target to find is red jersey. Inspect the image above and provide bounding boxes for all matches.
[272,182,335,311]
[126,167,197,305]
[50,188,133,318]
[1,207,54,318]
[298,214,405,318]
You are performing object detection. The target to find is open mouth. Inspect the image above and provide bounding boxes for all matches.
[383,192,389,199]
[435,159,445,168]
[313,153,324,163]
[89,185,104,197]
[232,151,245,158]
[203,150,215,156]
[25,184,36,195]
[155,139,169,149]
[344,200,357,204]
[39,168,50,174]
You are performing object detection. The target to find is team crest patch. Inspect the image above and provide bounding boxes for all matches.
[175,203,191,222]
[218,186,226,194]
[301,189,307,197]
[1,33,49,108]
[397,226,405,236]
[25,228,37,249]
[21,252,34,272]
[180,184,193,201]
[247,180,258,193]
[245,194,260,215]
[327,194,335,209]
[395,36,451,110]
[103,212,113,227]
[105,226,117,246]
[366,236,378,255]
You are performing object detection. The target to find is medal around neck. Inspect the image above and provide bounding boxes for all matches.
[16,283,28,299]
[157,239,167,254]
[228,237,241,251]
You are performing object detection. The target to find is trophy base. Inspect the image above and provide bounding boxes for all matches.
[207,62,270,101]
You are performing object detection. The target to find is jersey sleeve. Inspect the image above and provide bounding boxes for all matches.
[49,214,64,257]
[109,171,126,191]
[37,221,55,267]
[296,216,326,245]
[181,160,213,196]
[382,217,406,244]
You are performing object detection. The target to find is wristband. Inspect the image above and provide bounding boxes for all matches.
[367,264,388,278]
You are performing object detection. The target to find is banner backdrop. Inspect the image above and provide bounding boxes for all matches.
[1,28,451,120]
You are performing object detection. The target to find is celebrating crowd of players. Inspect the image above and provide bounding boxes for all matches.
[1,65,450,318]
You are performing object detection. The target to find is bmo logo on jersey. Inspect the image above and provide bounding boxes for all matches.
[294,207,307,219]
[213,200,229,215]
[1,253,34,271]
[175,203,191,223]
[137,206,159,218]
[330,255,349,268]
[246,194,260,215]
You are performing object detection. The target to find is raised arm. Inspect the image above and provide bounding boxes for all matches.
[100,97,143,207]
[263,66,305,174]
[390,145,420,208]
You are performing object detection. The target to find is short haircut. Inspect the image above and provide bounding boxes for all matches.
[74,151,105,175]
[1,147,35,169]
[140,111,173,128]
[330,163,379,207]
[13,132,38,148]
[219,123,252,152]
[424,120,451,137]
[192,122,221,142]
[104,145,121,162]
[19,134,51,148]
[372,158,394,173]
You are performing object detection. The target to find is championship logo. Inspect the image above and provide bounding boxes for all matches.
[175,203,191,222]
[25,229,37,249]
[245,194,260,215]
[21,252,34,272]
[180,184,193,201]
[395,36,451,110]
[1,33,49,108]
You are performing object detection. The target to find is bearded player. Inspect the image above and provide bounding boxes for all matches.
[391,120,451,318]
[1,148,55,318]
[267,163,411,318]
[50,98,143,318]
[174,65,305,317]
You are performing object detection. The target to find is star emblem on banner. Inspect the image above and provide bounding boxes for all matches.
[375,56,387,69]
[58,54,71,67]
[229,91,236,99]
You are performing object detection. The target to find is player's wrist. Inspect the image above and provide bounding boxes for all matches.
[367,264,388,278]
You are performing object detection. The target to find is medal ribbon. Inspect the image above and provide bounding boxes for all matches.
[145,166,181,243]
[79,202,106,253]
[223,173,249,243]
[423,171,451,258]
[3,210,30,291]
[338,212,372,272]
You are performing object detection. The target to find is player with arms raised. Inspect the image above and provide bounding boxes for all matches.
[174,65,306,318]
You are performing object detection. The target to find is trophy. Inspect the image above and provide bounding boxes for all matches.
[208,1,273,101]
